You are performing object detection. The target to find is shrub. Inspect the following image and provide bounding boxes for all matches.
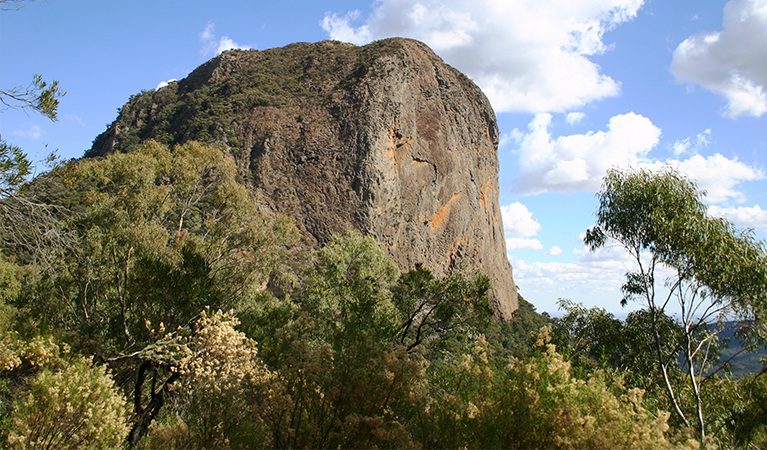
[6,356,129,450]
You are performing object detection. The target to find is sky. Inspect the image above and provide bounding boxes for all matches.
[2,0,767,316]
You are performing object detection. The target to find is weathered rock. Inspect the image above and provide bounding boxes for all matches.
[88,38,518,319]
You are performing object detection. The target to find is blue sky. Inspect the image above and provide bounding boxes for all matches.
[2,0,767,316]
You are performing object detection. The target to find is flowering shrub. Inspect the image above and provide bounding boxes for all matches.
[143,309,278,449]
[495,327,700,450]
[5,356,129,450]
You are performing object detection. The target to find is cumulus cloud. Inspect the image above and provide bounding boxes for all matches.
[671,129,711,156]
[511,114,762,202]
[322,0,645,113]
[156,79,177,90]
[509,246,631,295]
[565,112,586,126]
[511,112,660,195]
[506,237,543,251]
[709,204,767,230]
[501,201,541,237]
[200,22,252,57]
[545,246,563,256]
[664,154,764,204]
[321,10,370,45]
[510,243,679,312]
[671,0,767,117]
[12,125,45,140]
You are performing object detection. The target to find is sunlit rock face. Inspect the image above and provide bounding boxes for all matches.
[89,38,518,319]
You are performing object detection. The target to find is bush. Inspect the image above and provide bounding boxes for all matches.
[6,356,129,450]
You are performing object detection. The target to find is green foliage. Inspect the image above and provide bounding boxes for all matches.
[586,167,767,315]
[0,74,65,121]
[492,328,695,450]
[0,257,22,323]
[729,372,767,448]
[138,309,275,449]
[260,315,425,449]
[1,333,129,450]
[14,143,763,448]
[5,356,129,450]
[302,230,401,348]
[0,140,32,195]
[26,140,299,352]
[393,263,492,352]
[554,299,627,371]
[482,295,556,362]
[586,166,767,443]
[409,328,698,450]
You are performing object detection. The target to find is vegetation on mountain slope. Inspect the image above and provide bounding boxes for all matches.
[1,142,765,448]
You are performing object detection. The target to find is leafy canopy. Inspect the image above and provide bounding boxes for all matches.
[585,167,767,315]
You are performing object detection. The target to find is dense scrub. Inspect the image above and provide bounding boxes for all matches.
[1,141,765,449]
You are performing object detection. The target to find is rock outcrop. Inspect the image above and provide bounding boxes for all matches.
[88,38,518,319]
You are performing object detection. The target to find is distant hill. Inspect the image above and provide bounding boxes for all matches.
[716,322,766,378]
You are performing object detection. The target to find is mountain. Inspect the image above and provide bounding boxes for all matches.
[714,322,767,378]
[87,38,518,319]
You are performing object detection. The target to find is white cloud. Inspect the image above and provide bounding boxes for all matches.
[12,125,45,140]
[509,243,638,303]
[501,201,541,237]
[565,112,586,125]
[512,112,660,195]
[661,154,764,204]
[671,0,767,117]
[709,204,767,230]
[671,129,712,157]
[671,138,691,156]
[216,37,242,54]
[200,22,252,57]
[510,250,630,295]
[510,243,679,312]
[506,237,543,251]
[156,79,177,90]
[200,22,215,42]
[697,129,712,147]
[498,132,515,149]
[321,10,370,45]
[511,114,762,201]
[545,246,563,256]
[322,0,645,113]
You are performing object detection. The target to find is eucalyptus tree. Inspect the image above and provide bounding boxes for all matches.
[28,140,299,352]
[585,167,767,442]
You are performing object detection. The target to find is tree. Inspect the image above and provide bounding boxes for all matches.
[0,1,67,270]
[585,167,767,443]
[129,309,277,448]
[0,141,31,194]
[30,141,299,352]
[0,0,47,11]
[301,230,401,348]
[0,74,64,121]
[393,264,492,352]
[11,141,300,445]
[0,141,74,274]
[5,356,129,450]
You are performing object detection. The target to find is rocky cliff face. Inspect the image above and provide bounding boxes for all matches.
[88,38,518,319]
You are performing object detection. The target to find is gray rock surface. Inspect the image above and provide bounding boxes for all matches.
[88,38,519,319]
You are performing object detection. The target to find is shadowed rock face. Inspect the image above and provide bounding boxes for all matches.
[88,38,518,319]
